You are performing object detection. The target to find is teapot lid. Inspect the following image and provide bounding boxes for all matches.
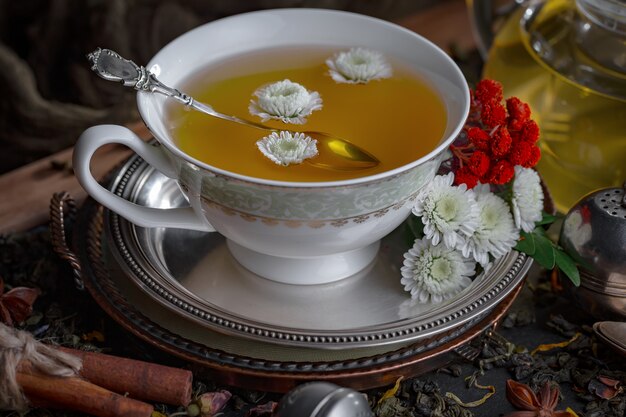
[559,182,626,288]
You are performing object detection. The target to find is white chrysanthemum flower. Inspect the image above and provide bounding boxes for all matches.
[412,173,480,250]
[256,131,318,166]
[511,166,544,233]
[249,79,322,124]
[400,237,476,304]
[326,48,392,84]
[462,184,519,266]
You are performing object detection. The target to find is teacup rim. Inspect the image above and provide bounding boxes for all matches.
[139,8,470,188]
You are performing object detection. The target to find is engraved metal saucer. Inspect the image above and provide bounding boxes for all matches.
[53,188,524,391]
[100,153,533,349]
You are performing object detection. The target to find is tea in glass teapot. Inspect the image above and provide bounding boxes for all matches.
[469,0,626,213]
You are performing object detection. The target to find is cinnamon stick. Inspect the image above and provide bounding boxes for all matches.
[57,347,192,406]
[17,370,153,417]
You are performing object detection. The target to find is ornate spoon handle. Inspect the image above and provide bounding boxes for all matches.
[88,48,196,107]
[86,48,273,129]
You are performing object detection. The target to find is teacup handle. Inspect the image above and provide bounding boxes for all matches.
[73,124,214,232]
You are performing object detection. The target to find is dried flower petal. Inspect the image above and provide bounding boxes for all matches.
[197,390,232,416]
[0,302,12,326]
[505,380,574,417]
[506,380,541,411]
[0,277,41,326]
[378,377,404,404]
[538,382,560,411]
[504,412,542,417]
[245,401,277,417]
[588,376,622,400]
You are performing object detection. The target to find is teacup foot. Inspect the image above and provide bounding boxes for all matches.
[226,240,381,285]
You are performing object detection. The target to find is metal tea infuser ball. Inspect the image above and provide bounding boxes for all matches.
[559,181,626,321]
[274,382,373,417]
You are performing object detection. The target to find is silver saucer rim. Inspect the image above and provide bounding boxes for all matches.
[104,153,532,349]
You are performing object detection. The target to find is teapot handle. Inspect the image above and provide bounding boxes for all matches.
[466,0,525,59]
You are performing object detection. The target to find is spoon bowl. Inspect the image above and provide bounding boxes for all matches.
[87,48,379,171]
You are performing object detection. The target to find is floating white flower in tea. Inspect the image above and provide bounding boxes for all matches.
[461,184,519,266]
[249,79,322,124]
[257,131,318,166]
[412,172,480,250]
[326,48,392,84]
[400,237,475,303]
[511,166,544,233]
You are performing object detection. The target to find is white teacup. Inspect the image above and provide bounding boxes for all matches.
[74,9,469,285]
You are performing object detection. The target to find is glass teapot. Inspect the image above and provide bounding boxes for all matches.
[468,0,626,213]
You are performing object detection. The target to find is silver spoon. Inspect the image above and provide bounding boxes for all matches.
[87,48,379,171]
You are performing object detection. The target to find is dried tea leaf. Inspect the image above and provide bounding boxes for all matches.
[25,310,43,326]
[546,315,579,338]
[374,396,410,417]
[445,381,495,408]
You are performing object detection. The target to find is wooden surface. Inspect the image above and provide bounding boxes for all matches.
[0,0,473,234]
[0,122,151,233]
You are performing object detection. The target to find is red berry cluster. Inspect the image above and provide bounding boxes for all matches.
[450,79,541,189]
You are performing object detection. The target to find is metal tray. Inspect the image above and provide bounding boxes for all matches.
[103,154,532,349]
[50,188,524,392]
